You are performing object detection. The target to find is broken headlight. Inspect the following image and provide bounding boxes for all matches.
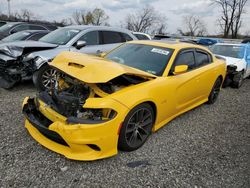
[66,108,117,125]
[22,53,35,62]
[34,56,47,69]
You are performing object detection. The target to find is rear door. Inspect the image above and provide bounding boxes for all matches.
[193,49,216,98]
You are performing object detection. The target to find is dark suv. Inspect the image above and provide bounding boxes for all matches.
[0,22,57,40]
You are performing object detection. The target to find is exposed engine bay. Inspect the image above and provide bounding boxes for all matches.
[38,71,149,123]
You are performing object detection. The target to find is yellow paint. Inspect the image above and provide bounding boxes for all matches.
[23,41,226,160]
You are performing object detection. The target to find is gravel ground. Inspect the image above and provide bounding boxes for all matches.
[0,80,249,188]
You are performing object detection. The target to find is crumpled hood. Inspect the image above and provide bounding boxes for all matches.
[27,46,70,61]
[50,51,157,83]
[0,41,58,58]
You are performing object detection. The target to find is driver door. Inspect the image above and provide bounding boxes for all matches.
[169,49,203,112]
[74,31,101,55]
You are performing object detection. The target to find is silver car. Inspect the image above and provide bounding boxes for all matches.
[0,25,137,90]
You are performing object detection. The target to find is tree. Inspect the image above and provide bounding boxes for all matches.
[212,0,248,38]
[178,15,207,36]
[15,9,35,22]
[53,18,73,27]
[123,6,167,34]
[72,8,109,26]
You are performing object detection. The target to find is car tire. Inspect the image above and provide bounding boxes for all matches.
[207,77,222,105]
[118,103,155,151]
[33,64,57,91]
[231,71,244,88]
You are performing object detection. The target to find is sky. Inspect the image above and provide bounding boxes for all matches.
[0,0,250,35]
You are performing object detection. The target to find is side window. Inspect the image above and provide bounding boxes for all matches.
[102,31,124,44]
[29,25,46,30]
[175,51,195,70]
[135,34,150,40]
[77,31,99,45]
[121,33,133,41]
[28,33,47,41]
[195,50,211,67]
[11,24,29,33]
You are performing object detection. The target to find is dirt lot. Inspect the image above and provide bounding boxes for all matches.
[0,80,249,187]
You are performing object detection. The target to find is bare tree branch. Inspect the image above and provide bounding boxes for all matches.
[123,6,167,34]
[212,0,249,38]
[72,8,109,26]
[178,15,207,36]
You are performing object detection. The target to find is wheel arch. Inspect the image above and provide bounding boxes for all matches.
[144,101,157,123]
[218,75,223,82]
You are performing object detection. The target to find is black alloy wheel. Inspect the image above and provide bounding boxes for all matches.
[118,103,154,151]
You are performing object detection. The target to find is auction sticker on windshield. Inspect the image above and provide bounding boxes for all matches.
[151,48,170,56]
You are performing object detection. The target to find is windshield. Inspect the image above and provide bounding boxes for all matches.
[105,43,174,76]
[0,23,16,32]
[211,45,245,59]
[2,31,31,42]
[39,28,80,45]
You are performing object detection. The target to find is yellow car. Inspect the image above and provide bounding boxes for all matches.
[22,41,226,161]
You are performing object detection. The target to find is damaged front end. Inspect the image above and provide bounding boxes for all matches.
[0,44,56,89]
[0,55,37,89]
[22,67,152,160]
[223,65,238,87]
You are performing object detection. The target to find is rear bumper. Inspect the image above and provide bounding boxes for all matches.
[23,97,128,161]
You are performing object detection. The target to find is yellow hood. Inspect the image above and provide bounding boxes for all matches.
[49,51,156,83]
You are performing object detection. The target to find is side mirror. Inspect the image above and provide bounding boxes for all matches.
[173,65,188,75]
[99,52,107,58]
[75,41,86,50]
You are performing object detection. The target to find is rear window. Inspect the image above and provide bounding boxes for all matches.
[195,51,211,67]
[102,31,124,44]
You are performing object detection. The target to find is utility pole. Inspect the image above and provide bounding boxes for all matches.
[7,0,11,17]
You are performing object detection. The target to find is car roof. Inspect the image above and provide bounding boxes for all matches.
[20,30,50,33]
[128,40,209,51]
[64,25,132,33]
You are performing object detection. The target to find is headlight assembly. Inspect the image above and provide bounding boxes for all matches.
[34,56,47,68]
[22,53,35,62]
[66,108,117,125]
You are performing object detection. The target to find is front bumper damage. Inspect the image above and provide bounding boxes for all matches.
[0,47,49,89]
[22,96,129,161]
[223,65,238,87]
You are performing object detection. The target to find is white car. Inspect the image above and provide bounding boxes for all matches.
[133,32,151,40]
[210,43,250,88]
